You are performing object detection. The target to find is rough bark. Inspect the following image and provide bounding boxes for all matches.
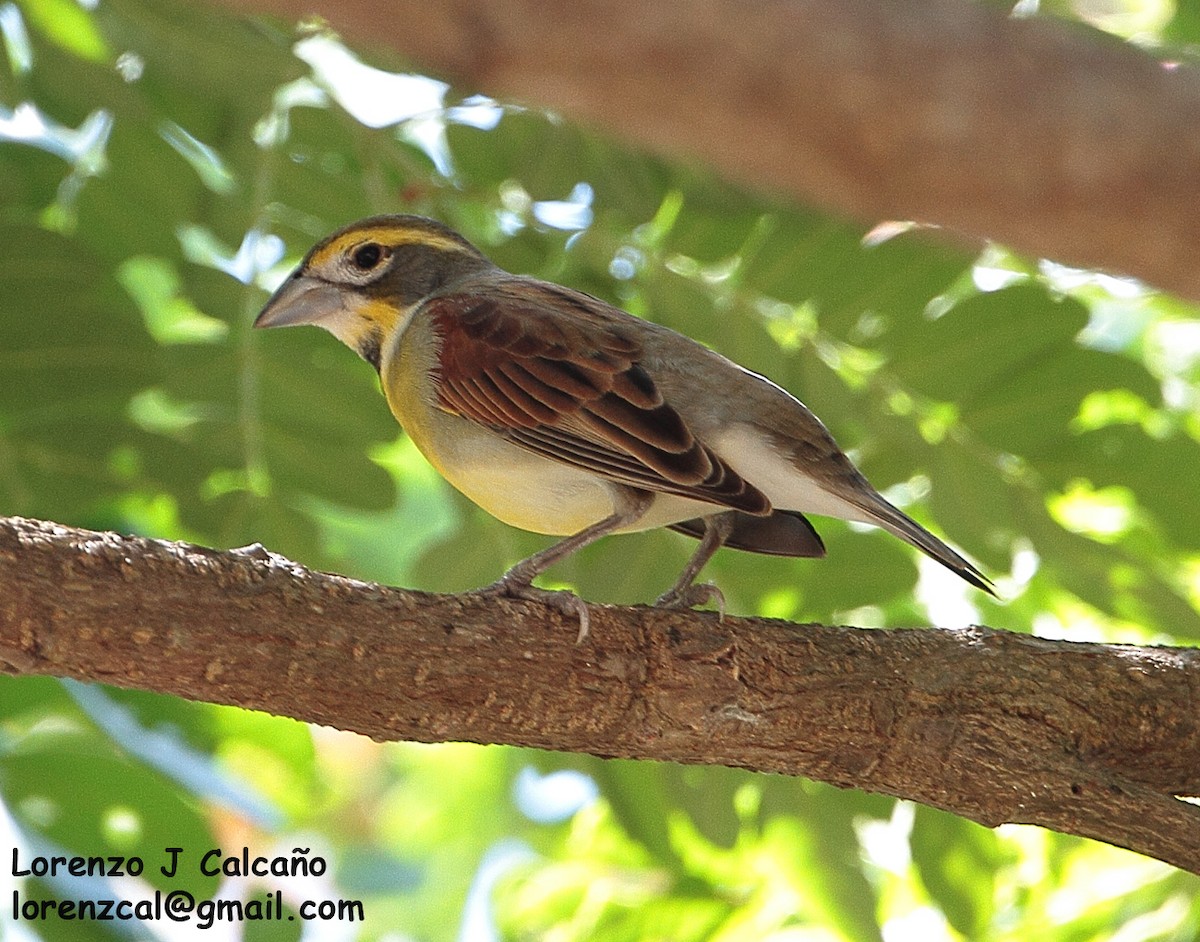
[3,516,1198,872]
[210,0,1200,300]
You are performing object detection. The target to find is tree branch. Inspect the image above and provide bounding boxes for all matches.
[211,0,1200,300]
[3,516,1198,871]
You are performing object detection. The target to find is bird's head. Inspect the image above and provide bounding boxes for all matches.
[254,214,492,370]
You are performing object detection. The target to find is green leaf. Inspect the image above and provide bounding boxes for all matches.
[964,349,1160,458]
[888,284,1089,403]
[0,224,161,519]
[911,805,1003,937]
[0,731,218,896]
[662,765,749,850]
[17,0,110,62]
[242,894,303,942]
[926,446,1022,571]
[1163,0,1200,43]
[761,778,889,942]
[739,216,969,338]
[1037,425,1200,551]
[590,759,685,871]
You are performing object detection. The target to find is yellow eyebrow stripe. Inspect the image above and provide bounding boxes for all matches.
[309,227,473,267]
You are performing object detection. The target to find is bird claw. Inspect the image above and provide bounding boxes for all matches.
[471,578,592,642]
[655,582,726,621]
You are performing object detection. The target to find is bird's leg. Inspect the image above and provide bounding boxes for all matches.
[477,487,654,641]
[656,512,734,617]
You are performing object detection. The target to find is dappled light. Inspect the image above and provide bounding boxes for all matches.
[1,0,1199,938]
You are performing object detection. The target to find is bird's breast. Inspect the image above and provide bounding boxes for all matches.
[380,315,613,534]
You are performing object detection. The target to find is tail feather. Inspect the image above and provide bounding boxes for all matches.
[857,493,996,597]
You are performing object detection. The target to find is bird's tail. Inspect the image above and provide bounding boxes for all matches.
[854,492,995,596]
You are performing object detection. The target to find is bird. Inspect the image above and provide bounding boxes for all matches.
[255,214,992,633]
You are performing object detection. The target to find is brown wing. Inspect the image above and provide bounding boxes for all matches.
[425,280,770,515]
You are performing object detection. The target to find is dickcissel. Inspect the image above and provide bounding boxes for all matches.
[256,215,991,630]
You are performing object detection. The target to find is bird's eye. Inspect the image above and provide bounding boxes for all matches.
[350,242,385,271]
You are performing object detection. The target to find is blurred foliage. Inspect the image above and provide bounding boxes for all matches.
[1,0,1199,939]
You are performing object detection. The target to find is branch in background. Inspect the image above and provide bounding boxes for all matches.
[211,0,1200,301]
[3,516,1198,872]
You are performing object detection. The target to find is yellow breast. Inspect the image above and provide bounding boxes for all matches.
[379,313,617,535]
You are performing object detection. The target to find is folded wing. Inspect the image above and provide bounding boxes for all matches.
[425,280,771,516]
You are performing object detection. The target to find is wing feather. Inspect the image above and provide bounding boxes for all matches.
[426,280,770,515]
[496,361,577,414]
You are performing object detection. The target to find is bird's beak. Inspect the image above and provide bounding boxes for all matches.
[254,273,344,329]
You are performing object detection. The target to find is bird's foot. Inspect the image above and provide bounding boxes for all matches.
[655,582,726,621]
[472,576,592,643]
